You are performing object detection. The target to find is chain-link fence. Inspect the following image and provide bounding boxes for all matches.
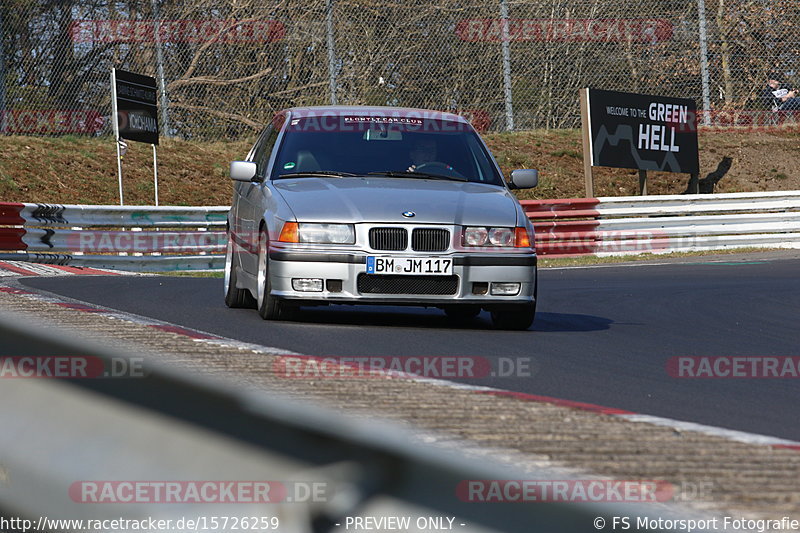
[0,0,798,138]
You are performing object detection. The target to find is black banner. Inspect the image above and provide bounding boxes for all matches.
[587,89,698,174]
[114,68,159,145]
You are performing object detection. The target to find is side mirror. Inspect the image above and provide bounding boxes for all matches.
[230,161,258,182]
[509,169,538,189]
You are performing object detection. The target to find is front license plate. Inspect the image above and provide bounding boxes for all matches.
[366,256,453,275]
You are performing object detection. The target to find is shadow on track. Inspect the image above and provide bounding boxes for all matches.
[532,312,615,332]
[284,305,614,332]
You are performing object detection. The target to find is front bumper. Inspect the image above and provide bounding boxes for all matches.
[267,248,537,306]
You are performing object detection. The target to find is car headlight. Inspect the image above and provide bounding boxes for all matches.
[463,226,533,248]
[464,227,489,246]
[488,227,514,246]
[279,222,355,244]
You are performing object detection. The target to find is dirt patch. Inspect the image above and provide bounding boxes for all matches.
[1,129,799,205]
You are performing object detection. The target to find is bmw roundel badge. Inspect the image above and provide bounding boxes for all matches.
[402,211,416,218]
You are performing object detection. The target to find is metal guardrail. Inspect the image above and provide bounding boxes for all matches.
[523,190,800,257]
[0,310,700,532]
[0,202,228,271]
[2,190,799,270]
[0,203,228,227]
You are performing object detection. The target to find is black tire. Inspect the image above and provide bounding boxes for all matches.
[256,229,283,320]
[491,276,537,330]
[224,238,256,308]
[490,303,536,330]
[443,305,481,320]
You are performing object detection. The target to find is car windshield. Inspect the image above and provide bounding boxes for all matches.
[271,115,505,185]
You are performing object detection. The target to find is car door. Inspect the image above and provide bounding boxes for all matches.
[229,132,264,279]
[240,114,283,275]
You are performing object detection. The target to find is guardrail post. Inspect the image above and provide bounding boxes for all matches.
[151,0,172,137]
[696,0,712,126]
[0,7,6,134]
[500,0,515,131]
[326,0,338,105]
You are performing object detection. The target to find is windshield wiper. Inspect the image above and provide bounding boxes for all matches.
[367,171,468,182]
[277,171,358,179]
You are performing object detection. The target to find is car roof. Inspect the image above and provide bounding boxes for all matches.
[281,105,471,124]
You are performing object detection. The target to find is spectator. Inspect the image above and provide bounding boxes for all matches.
[763,74,800,111]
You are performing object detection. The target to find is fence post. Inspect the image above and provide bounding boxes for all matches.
[0,7,6,134]
[151,0,171,137]
[499,0,515,131]
[326,0,338,105]
[696,0,712,126]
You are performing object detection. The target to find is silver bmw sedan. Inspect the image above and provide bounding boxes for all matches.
[225,106,539,330]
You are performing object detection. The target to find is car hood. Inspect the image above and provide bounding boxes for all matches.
[272,177,520,226]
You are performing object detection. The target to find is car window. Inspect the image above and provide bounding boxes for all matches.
[255,126,279,178]
[249,126,272,165]
[250,115,284,178]
[270,117,504,185]
[465,133,499,183]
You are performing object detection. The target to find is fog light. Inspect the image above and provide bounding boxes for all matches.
[292,278,323,292]
[490,282,520,296]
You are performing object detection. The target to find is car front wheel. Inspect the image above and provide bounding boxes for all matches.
[490,303,536,330]
[492,275,537,330]
[443,305,481,321]
[256,229,284,320]
[224,238,255,308]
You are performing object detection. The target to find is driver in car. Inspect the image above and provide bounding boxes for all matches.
[407,138,454,173]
